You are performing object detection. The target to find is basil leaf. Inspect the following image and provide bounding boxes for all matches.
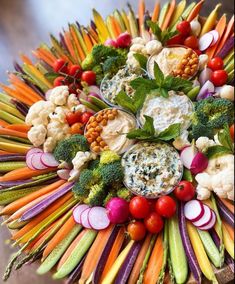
[126,129,150,139]
[133,86,149,111]
[157,123,181,141]
[182,168,194,182]
[142,115,155,135]
[206,145,232,159]
[133,53,148,70]
[218,124,234,153]
[154,62,164,86]
[147,20,162,40]
[159,88,169,98]
[130,77,157,90]
[115,91,136,113]
[163,76,193,92]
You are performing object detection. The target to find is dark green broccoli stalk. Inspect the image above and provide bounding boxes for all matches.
[84,184,107,206]
[53,134,89,163]
[117,187,132,201]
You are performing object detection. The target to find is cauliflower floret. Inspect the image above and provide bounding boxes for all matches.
[173,130,190,150]
[72,104,86,113]
[49,85,69,106]
[199,55,209,70]
[217,85,234,101]
[130,43,146,53]
[196,186,211,200]
[28,125,47,147]
[26,101,55,126]
[47,121,70,141]
[131,37,147,45]
[49,107,69,123]
[145,40,163,56]
[195,136,216,152]
[43,137,57,153]
[127,51,141,69]
[72,151,97,171]
[67,93,79,109]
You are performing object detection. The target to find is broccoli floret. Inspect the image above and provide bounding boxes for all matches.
[53,134,89,163]
[79,169,94,189]
[84,184,107,206]
[98,161,124,186]
[102,55,126,76]
[190,121,214,140]
[195,97,234,129]
[92,44,119,63]
[72,182,89,199]
[100,150,120,164]
[87,159,100,170]
[81,53,95,70]
[117,187,132,201]
[92,65,103,75]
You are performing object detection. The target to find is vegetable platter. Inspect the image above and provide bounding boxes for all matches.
[0,0,234,283]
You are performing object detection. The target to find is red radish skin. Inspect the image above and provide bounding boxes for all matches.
[26,148,43,160]
[106,198,129,224]
[190,152,209,174]
[184,200,205,222]
[198,211,216,231]
[104,39,118,48]
[73,204,90,224]
[208,30,219,46]
[116,32,132,48]
[88,207,110,230]
[199,33,214,51]
[41,153,59,168]
[31,153,48,170]
[81,208,92,229]
[192,205,212,228]
[180,145,198,169]
[26,153,36,170]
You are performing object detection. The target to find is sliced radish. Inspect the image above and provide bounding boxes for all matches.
[180,145,198,169]
[26,153,36,170]
[193,205,212,227]
[88,207,110,230]
[26,148,43,160]
[57,169,70,180]
[41,153,59,168]
[73,204,90,224]
[190,152,208,174]
[198,211,216,231]
[197,80,215,100]
[81,208,92,229]
[199,33,214,51]
[31,153,48,170]
[208,30,219,46]
[184,200,205,222]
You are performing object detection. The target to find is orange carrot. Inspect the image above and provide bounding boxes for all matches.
[223,220,234,241]
[69,26,86,62]
[138,0,146,35]
[143,232,164,284]
[57,229,87,270]
[6,124,31,133]
[187,0,204,22]
[0,167,56,182]
[80,225,114,283]
[161,0,176,30]
[81,28,93,53]
[220,198,234,214]
[112,17,122,36]
[0,120,9,127]
[64,31,77,61]
[109,16,120,38]
[11,191,72,241]
[35,47,56,66]
[0,150,17,155]
[20,54,33,65]
[215,15,234,55]
[206,14,227,60]
[151,1,160,22]
[128,233,152,284]
[32,50,54,67]
[42,215,76,259]
[100,226,125,282]
[0,127,29,138]
[0,180,65,215]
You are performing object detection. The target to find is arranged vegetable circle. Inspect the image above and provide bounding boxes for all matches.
[0,1,234,284]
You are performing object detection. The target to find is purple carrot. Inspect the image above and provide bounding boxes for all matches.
[59,32,69,52]
[11,100,29,116]
[20,182,74,221]
[178,202,202,284]
[90,20,97,31]
[0,154,26,162]
[210,228,221,249]
[216,36,234,58]
[215,196,234,227]
[65,254,87,284]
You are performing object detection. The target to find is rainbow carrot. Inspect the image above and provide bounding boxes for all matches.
[151,1,160,22]
[138,0,146,36]
[216,15,234,55]
[6,124,31,133]
[161,0,176,31]
[187,0,204,22]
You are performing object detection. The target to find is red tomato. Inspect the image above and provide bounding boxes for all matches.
[129,196,150,219]
[70,122,84,135]
[127,221,146,241]
[176,21,191,36]
[184,36,199,49]
[148,199,156,212]
[53,59,68,73]
[66,111,82,125]
[68,65,82,78]
[166,34,185,46]
[68,83,81,94]
[207,57,224,71]
[80,112,93,124]
[230,124,234,141]
[174,181,195,201]
[53,76,67,87]
[210,70,228,86]
[155,196,176,218]
[144,212,164,234]
[81,71,96,85]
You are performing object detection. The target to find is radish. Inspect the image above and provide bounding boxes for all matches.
[199,68,213,86]
[104,38,118,48]
[198,211,216,231]
[26,148,43,160]
[81,207,92,229]
[192,205,212,227]
[116,32,132,48]
[41,153,59,168]
[184,200,205,222]
[26,153,36,170]
[199,33,214,51]
[73,204,90,224]
[190,152,209,175]
[208,30,219,46]
[106,197,129,224]
[31,153,48,170]
[88,207,110,230]
[57,169,70,180]
[197,80,215,100]
[180,144,198,169]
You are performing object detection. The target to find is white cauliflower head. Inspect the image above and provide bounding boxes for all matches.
[67,94,80,109]
[49,85,69,106]
[28,125,47,147]
[47,120,70,141]
[195,136,216,152]
[145,40,162,56]
[131,37,147,45]
[49,107,68,123]
[43,137,57,153]
[173,130,190,150]
[72,151,97,171]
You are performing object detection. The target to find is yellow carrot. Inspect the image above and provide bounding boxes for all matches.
[169,0,186,28]
[200,4,222,36]
[222,222,234,258]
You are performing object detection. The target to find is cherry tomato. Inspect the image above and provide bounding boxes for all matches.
[129,196,150,219]
[68,83,81,94]
[155,196,176,218]
[148,199,156,212]
[176,20,191,36]
[166,34,185,46]
[174,181,195,201]
[230,124,234,141]
[53,76,67,87]
[70,122,84,135]
[68,65,82,78]
[53,59,68,73]
[81,71,96,85]
[66,111,82,125]
[127,221,146,241]
[207,57,224,71]
[184,36,199,49]
[80,112,93,124]
[210,70,228,86]
[144,212,164,234]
